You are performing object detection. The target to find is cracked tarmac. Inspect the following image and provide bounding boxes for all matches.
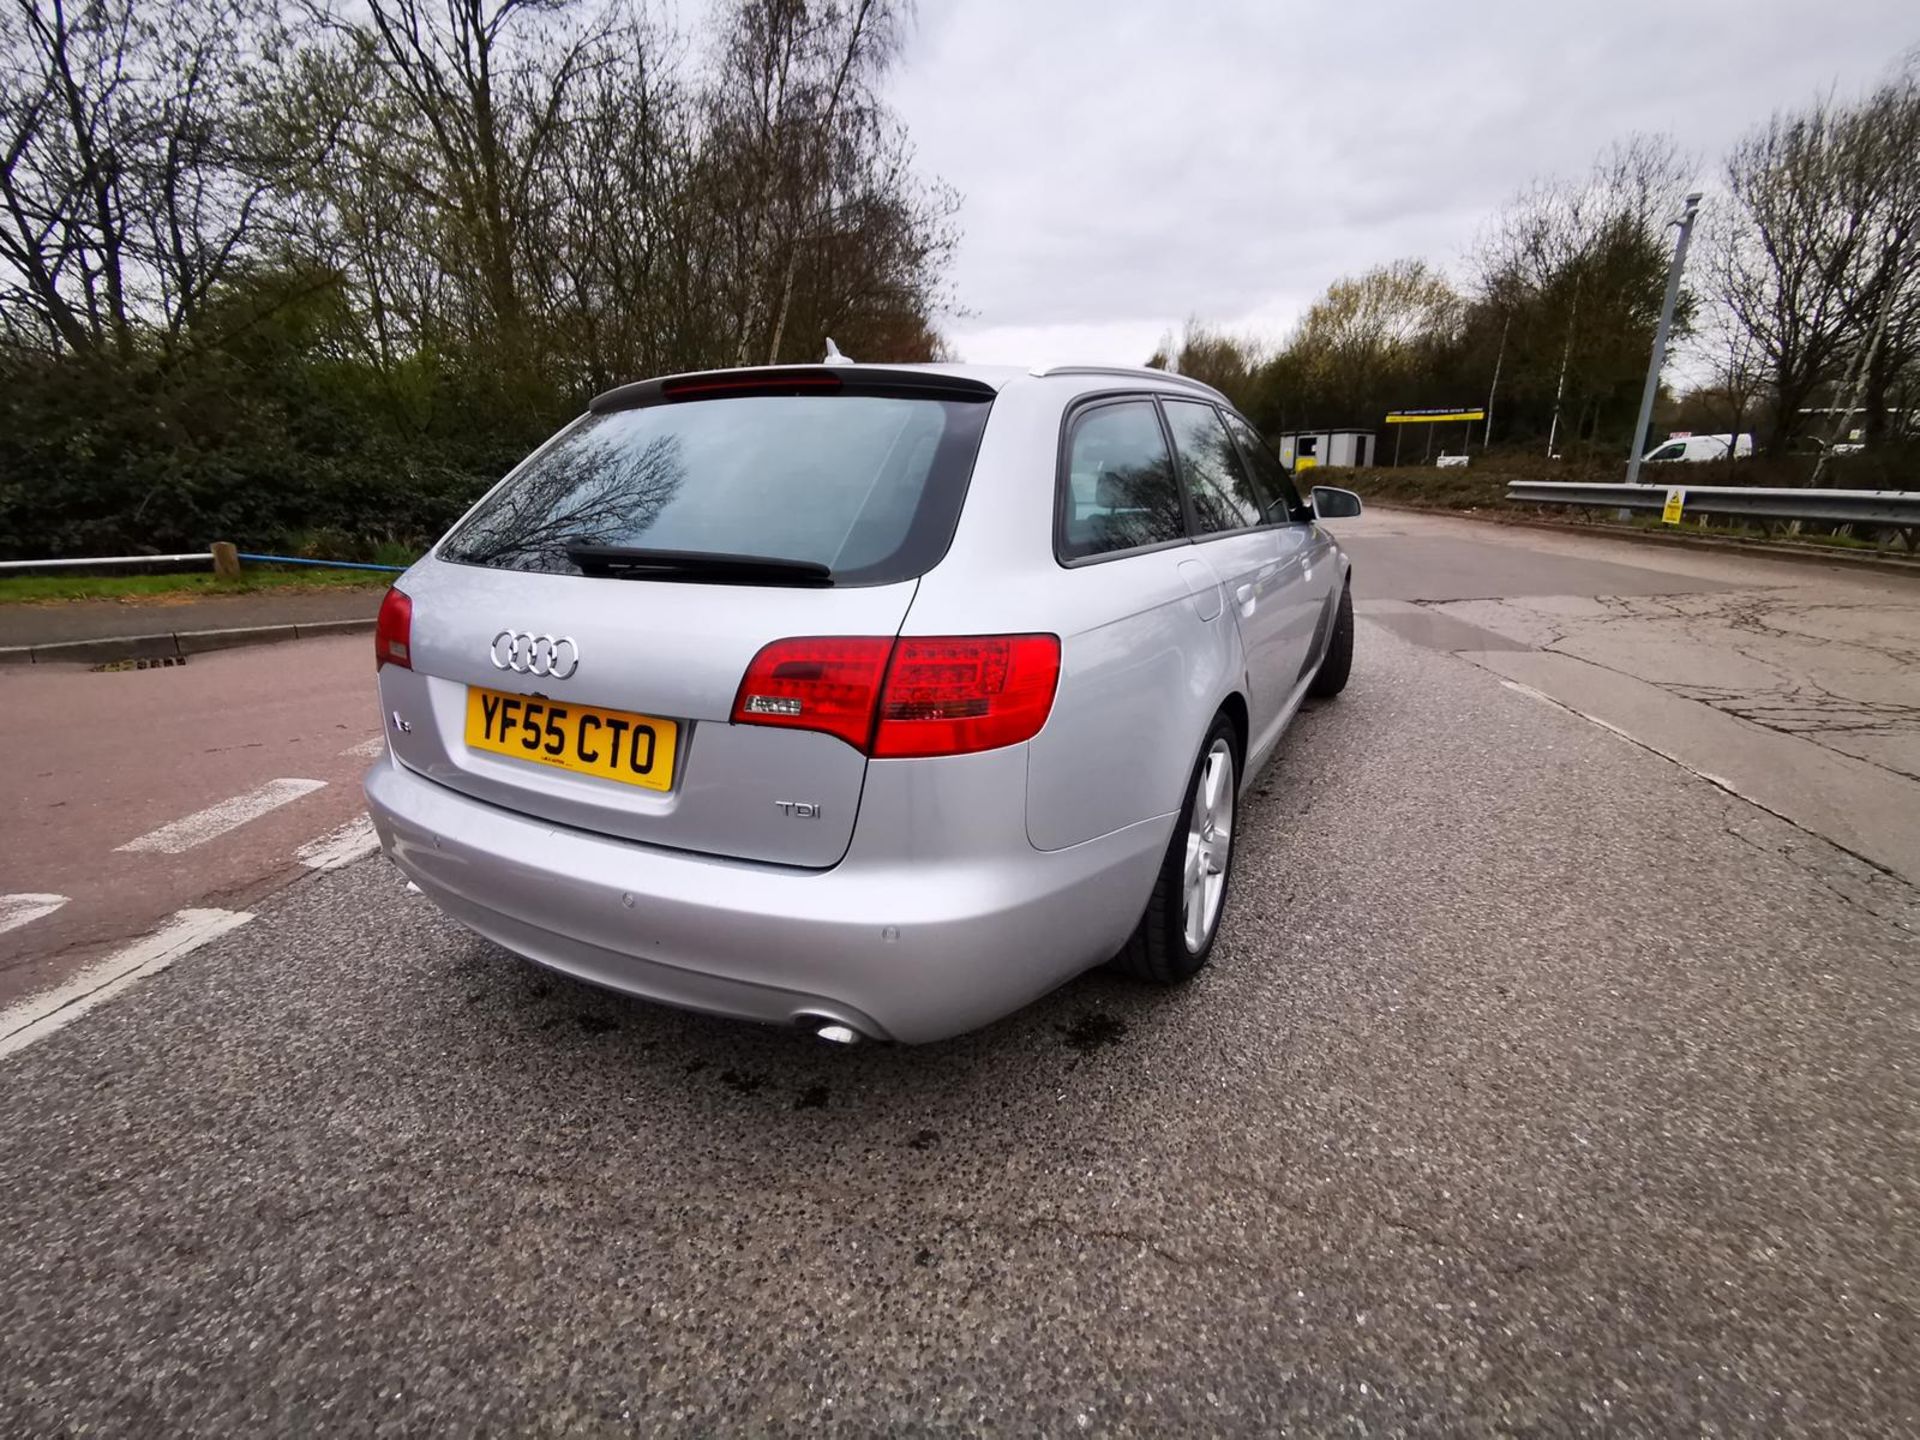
[1420,579,1912,779]
[1429,588,1920,782]
[1345,510,1920,885]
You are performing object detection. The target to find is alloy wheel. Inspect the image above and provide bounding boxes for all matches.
[1181,738,1236,952]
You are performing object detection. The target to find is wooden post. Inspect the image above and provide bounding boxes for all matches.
[210,542,241,579]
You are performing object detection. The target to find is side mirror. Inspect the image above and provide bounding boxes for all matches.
[1310,486,1363,520]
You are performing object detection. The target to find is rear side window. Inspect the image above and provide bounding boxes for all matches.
[1059,400,1185,560]
[440,394,990,586]
[1222,412,1302,521]
[1162,400,1270,534]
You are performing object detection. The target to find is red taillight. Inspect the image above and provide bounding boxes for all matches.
[873,635,1060,757]
[731,637,893,750]
[375,586,412,670]
[731,634,1060,758]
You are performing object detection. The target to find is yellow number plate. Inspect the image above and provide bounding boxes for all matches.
[464,686,678,791]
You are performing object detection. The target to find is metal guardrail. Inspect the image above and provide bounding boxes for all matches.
[1505,481,1920,531]
[236,553,405,573]
[0,547,405,575]
[0,553,208,572]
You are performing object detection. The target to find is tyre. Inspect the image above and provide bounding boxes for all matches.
[1307,580,1353,699]
[1114,715,1239,984]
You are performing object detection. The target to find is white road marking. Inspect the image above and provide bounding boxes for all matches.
[345,736,386,759]
[116,778,326,855]
[296,815,379,871]
[0,908,252,1062]
[0,893,68,936]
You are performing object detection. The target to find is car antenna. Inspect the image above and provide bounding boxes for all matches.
[823,337,854,366]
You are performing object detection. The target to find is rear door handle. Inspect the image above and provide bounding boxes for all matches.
[1235,584,1255,608]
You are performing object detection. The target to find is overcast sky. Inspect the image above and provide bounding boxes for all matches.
[886,0,1916,367]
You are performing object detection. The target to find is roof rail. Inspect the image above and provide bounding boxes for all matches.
[1029,364,1230,401]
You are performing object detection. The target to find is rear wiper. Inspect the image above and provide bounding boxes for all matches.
[565,543,835,587]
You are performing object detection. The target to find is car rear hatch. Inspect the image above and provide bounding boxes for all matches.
[379,368,995,869]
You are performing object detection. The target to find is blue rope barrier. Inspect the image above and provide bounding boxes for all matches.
[236,553,408,573]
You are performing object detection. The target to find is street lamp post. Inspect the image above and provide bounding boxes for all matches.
[1624,191,1703,488]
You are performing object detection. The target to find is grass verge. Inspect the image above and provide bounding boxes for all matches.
[0,567,393,605]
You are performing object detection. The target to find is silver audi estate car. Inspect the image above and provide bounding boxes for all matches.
[364,362,1361,1043]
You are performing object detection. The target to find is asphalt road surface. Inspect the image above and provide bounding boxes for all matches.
[0,638,384,1012]
[2,512,1915,1434]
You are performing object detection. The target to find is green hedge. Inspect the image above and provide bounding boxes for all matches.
[0,350,554,561]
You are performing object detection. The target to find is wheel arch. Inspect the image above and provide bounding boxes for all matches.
[1216,690,1249,771]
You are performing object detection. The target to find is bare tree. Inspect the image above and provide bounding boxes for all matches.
[1145,318,1270,411]
[280,0,953,395]
[295,0,620,391]
[1716,74,1919,452]
[0,0,297,358]
[1473,135,1694,447]
[1851,64,1920,443]
[1286,259,1463,422]
[1704,291,1768,449]
[533,7,696,388]
[701,0,933,366]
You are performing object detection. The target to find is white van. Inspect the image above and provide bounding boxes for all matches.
[1643,433,1753,463]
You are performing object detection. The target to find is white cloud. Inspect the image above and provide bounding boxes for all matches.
[893,0,1916,365]
[946,319,1173,368]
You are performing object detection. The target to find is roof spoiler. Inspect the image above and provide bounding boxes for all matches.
[591,365,996,413]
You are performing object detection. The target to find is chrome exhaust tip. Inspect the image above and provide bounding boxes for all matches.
[798,1014,866,1045]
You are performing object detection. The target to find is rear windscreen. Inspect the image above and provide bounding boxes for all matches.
[439,393,991,586]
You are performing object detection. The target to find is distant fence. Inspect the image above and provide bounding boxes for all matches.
[0,553,208,571]
[235,553,406,573]
[0,545,406,575]
[1504,482,1920,551]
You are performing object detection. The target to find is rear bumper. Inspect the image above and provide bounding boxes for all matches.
[364,753,1168,1043]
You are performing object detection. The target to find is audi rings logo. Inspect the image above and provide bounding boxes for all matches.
[490,630,580,679]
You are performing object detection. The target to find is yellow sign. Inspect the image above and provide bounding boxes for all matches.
[1295,455,1318,472]
[1662,488,1685,524]
[1384,409,1485,424]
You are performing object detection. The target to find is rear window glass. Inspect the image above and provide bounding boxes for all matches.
[440,393,990,585]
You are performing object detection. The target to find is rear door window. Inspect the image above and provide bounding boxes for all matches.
[440,393,990,586]
[1222,412,1303,522]
[1058,400,1186,560]
[1162,400,1272,535]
